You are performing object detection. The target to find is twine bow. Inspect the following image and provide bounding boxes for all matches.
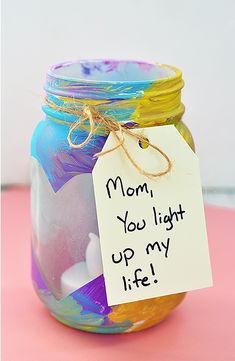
[45,99,172,179]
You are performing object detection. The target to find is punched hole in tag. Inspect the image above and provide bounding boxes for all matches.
[138,137,149,150]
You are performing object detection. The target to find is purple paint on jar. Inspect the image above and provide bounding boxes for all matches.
[71,275,112,315]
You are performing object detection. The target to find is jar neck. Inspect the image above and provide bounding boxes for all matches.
[43,60,185,127]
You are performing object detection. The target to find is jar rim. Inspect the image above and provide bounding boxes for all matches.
[44,59,184,126]
[47,59,182,85]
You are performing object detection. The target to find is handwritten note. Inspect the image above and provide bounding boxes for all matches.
[92,126,212,306]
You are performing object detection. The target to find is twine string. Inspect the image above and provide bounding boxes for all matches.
[45,98,172,179]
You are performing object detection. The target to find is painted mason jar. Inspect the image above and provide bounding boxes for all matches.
[31,59,194,333]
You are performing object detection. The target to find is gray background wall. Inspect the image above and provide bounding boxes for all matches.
[2,0,235,190]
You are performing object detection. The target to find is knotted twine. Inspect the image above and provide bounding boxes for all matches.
[45,98,172,179]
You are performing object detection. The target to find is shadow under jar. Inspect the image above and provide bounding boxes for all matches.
[31,59,194,333]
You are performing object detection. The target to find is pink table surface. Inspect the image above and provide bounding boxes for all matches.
[2,188,235,361]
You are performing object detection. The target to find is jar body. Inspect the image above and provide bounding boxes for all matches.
[31,60,194,333]
[31,118,194,333]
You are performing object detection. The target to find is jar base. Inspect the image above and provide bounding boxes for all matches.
[50,292,186,334]
[51,313,134,334]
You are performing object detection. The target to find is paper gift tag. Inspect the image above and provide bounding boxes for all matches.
[92,125,212,306]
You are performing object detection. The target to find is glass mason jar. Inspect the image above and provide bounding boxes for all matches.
[31,59,195,333]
